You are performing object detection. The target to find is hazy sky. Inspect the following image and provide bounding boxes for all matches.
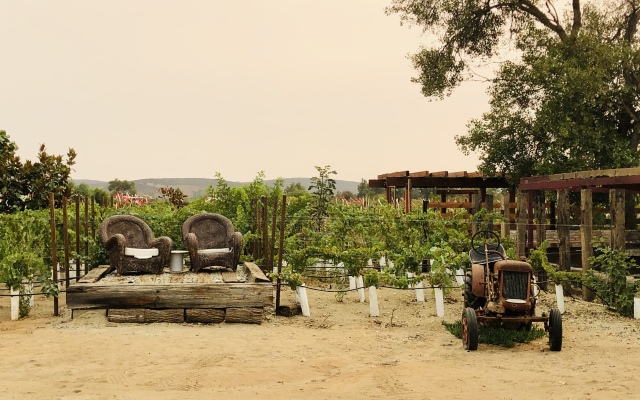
[1,1,490,183]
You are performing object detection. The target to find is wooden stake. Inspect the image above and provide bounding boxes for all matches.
[49,192,59,316]
[276,195,287,312]
[261,195,269,269]
[63,198,70,288]
[269,195,278,271]
[75,195,81,281]
[84,195,89,275]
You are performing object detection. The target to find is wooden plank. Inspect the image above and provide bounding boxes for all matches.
[436,189,478,195]
[616,167,640,177]
[108,309,146,323]
[400,176,509,189]
[467,172,483,178]
[185,308,225,323]
[448,171,468,178]
[145,309,184,323]
[225,307,263,324]
[596,169,618,178]
[244,261,270,283]
[378,171,409,179]
[428,202,472,209]
[78,266,112,284]
[66,282,273,309]
[408,170,429,177]
[430,171,449,177]
[548,173,565,181]
[368,179,386,188]
[222,271,239,283]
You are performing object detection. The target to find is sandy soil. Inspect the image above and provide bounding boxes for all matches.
[0,284,639,400]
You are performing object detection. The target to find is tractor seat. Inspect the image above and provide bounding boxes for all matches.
[469,244,506,265]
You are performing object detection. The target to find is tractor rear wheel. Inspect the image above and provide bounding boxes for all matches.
[548,308,562,351]
[462,307,478,351]
[464,270,485,309]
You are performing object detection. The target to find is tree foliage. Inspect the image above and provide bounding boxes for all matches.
[387,1,640,183]
[108,179,136,195]
[0,130,76,213]
[308,165,337,231]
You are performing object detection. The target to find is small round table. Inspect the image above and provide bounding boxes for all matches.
[169,250,189,273]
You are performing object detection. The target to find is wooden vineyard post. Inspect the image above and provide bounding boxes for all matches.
[261,195,269,271]
[269,195,278,272]
[75,195,81,281]
[63,198,70,288]
[557,189,570,271]
[276,195,286,313]
[84,195,89,274]
[516,191,527,259]
[610,189,626,251]
[91,196,96,241]
[581,189,595,301]
[49,193,59,316]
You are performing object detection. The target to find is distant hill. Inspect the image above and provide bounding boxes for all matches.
[73,177,361,199]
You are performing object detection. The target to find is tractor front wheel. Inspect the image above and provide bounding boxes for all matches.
[548,308,562,351]
[462,307,478,351]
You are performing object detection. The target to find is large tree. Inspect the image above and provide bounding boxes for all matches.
[0,131,76,213]
[107,178,137,195]
[387,0,640,183]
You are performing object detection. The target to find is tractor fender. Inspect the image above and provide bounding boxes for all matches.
[471,264,485,298]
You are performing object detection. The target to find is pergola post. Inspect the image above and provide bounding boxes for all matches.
[471,193,482,235]
[534,190,546,248]
[405,178,412,213]
[501,191,510,239]
[484,193,494,231]
[516,190,527,259]
[610,188,626,251]
[580,189,595,301]
[557,189,571,271]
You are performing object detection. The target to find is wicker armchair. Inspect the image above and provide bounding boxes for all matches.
[99,215,172,275]
[182,213,243,272]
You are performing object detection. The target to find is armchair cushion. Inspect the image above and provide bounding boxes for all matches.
[125,247,160,259]
[198,248,232,255]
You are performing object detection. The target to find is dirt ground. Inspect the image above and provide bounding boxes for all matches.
[0,283,639,400]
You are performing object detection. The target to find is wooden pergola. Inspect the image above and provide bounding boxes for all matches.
[368,170,510,213]
[518,168,640,298]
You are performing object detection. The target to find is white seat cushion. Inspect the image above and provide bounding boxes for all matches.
[124,247,159,259]
[198,248,232,255]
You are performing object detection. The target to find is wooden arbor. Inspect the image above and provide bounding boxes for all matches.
[518,168,640,278]
[368,170,510,214]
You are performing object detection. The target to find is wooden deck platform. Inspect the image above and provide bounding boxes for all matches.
[66,261,273,324]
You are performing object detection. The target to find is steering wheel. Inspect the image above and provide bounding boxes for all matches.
[471,230,501,256]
